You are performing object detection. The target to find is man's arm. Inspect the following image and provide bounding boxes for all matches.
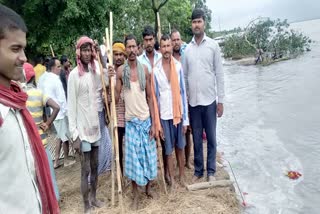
[67,72,79,141]
[115,65,123,104]
[214,43,225,104]
[145,66,156,139]
[213,43,225,117]
[180,66,189,127]
[182,49,189,98]
[46,98,60,125]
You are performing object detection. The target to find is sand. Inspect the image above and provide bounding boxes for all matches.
[51,135,240,214]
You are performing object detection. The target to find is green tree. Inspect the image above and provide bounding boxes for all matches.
[1,0,212,60]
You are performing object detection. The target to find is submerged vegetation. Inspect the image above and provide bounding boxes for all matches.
[221,18,312,64]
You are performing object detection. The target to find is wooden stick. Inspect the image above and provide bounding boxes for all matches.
[156,138,167,194]
[157,12,161,42]
[50,44,55,57]
[109,11,124,211]
[187,180,234,191]
[105,27,116,207]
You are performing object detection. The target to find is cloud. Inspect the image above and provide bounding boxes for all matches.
[207,0,320,31]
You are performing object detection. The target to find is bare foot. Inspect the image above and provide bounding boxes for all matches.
[179,177,187,188]
[191,175,202,183]
[165,174,171,185]
[54,160,61,169]
[185,162,191,169]
[91,199,104,208]
[84,202,91,214]
[146,190,154,199]
[131,195,139,210]
[64,158,76,167]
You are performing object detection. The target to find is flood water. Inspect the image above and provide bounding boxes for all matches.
[219,19,320,214]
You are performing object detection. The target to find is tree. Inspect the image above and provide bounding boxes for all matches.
[1,0,212,60]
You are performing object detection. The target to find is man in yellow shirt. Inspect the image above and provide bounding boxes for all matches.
[33,56,46,83]
[23,62,61,202]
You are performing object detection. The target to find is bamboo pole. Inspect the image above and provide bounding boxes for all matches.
[104,26,115,207]
[187,180,234,191]
[157,12,161,42]
[157,138,167,194]
[50,44,55,57]
[107,12,123,210]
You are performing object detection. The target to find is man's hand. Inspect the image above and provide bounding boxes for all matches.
[183,126,188,134]
[74,137,81,153]
[217,103,224,118]
[149,125,156,140]
[108,65,116,77]
[159,126,165,140]
[39,122,49,132]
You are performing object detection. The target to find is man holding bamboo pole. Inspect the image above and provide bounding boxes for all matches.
[68,36,104,213]
[111,34,157,210]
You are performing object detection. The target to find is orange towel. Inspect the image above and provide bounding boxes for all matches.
[151,57,182,135]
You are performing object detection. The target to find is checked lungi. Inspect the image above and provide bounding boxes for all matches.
[124,117,157,186]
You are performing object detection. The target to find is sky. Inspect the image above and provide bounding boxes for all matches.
[207,0,320,31]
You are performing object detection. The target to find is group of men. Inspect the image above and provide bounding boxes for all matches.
[0,4,224,214]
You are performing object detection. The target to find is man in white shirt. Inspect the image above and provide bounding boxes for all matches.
[40,57,72,168]
[183,9,225,183]
[0,5,59,213]
[151,34,189,188]
[138,25,162,73]
[68,36,103,213]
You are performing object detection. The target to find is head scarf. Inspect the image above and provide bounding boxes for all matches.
[113,42,126,55]
[76,36,96,76]
[23,62,35,83]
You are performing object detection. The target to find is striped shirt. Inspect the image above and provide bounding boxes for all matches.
[26,85,49,146]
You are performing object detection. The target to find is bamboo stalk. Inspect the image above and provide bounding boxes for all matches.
[50,44,55,57]
[109,11,124,211]
[157,12,161,42]
[157,138,167,194]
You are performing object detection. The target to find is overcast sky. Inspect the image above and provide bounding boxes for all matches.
[207,0,320,31]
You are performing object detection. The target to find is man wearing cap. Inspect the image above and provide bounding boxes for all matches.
[22,62,61,202]
[68,36,104,213]
[183,9,225,182]
[111,41,126,173]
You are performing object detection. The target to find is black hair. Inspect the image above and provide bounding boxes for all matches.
[60,55,68,64]
[191,8,206,21]
[154,41,160,50]
[0,5,28,39]
[160,34,171,46]
[170,29,180,38]
[48,57,58,71]
[142,25,155,38]
[80,42,92,50]
[124,34,137,47]
[34,55,44,65]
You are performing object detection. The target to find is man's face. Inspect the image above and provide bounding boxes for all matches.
[192,18,205,36]
[80,44,92,65]
[160,39,172,60]
[171,32,182,53]
[113,51,125,66]
[143,35,155,54]
[0,29,27,84]
[52,60,61,75]
[126,39,138,61]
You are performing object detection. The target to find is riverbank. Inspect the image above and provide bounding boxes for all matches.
[49,134,240,214]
